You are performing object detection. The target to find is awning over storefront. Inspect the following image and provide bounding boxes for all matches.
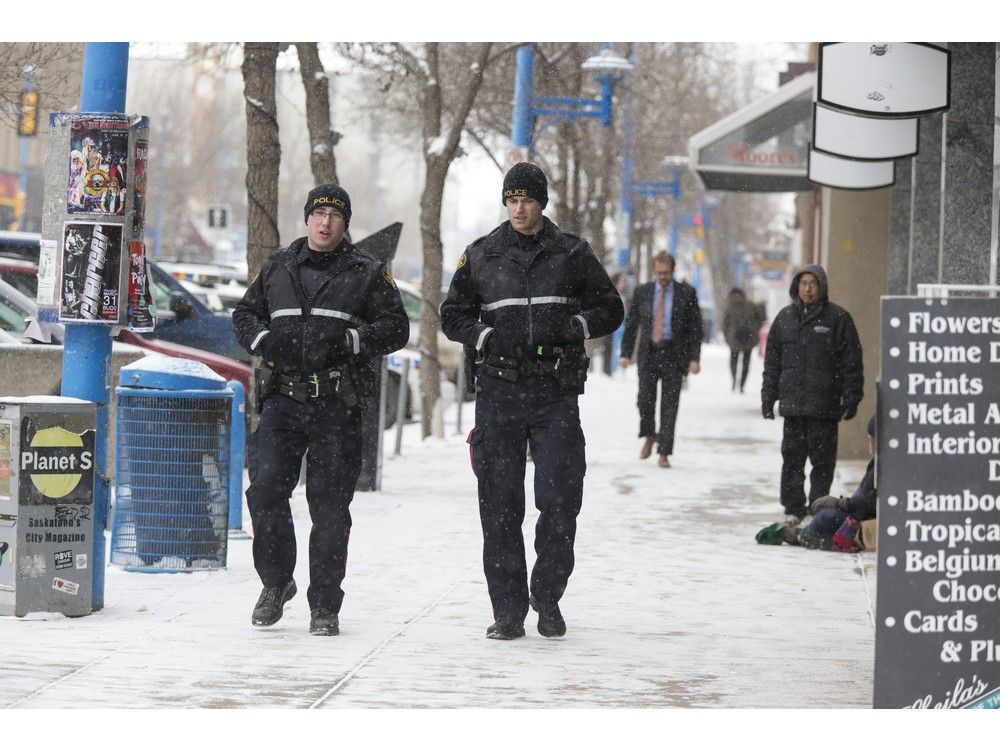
[688,72,815,192]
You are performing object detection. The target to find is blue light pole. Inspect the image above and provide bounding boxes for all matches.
[509,44,632,159]
[63,42,130,611]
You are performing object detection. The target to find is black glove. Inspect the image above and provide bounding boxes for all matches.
[841,402,858,421]
[326,332,354,360]
[483,328,523,358]
[762,402,775,420]
[259,332,297,364]
[810,495,849,514]
[557,316,585,345]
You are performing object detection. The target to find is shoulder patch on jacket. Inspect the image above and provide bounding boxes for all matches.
[457,251,468,269]
[383,265,397,288]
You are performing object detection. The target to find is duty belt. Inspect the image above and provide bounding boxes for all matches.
[485,353,563,381]
[276,368,344,401]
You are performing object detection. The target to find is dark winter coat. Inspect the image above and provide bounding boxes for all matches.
[722,292,765,350]
[620,279,703,370]
[440,217,624,372]
[761,264,863,419]
[233,237,409,385]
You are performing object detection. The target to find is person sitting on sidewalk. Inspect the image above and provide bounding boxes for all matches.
[783,414,876,551]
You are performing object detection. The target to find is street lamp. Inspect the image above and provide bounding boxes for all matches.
[509,44,633,161]
[660,155,690,257]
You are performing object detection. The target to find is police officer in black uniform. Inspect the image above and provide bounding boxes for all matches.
[441,162,624,640]
[233,183,408,636]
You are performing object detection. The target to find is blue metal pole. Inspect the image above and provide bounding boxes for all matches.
[616,76,634,270]
[668,168,682,256]
[227,381,247,536]
[597,76,614,128]
[511,44,534,152]
[66,42,129,611]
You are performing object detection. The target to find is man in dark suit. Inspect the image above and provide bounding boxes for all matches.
[619,252,702,467]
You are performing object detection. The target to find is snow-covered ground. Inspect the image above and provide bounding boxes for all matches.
[4,344,887,730]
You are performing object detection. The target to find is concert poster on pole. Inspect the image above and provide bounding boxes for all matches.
[132,139,148,237]
[126,240,156,332]
[67,117,129,216]
[59,221,123,322]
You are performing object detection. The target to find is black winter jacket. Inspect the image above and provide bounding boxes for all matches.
[441,218,624,384]
[761,264,863,419]
[233,237,408,383]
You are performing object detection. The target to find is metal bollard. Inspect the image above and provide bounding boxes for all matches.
[393,358,409,456]
[227,380,249,539]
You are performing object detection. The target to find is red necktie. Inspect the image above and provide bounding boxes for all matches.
[651,285,665,343]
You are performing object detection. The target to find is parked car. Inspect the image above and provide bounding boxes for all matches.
[0,232,249,365]
[394,278,463,383]
[0,262,250,394]
[145,260,248,363]
[0,230,41,263]
[0,256,40,297]
[0,278,147,398]
[157,260,246,285]
[179,278,247,315]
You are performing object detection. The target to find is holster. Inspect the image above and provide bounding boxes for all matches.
[347,357,375,402]
[555,347,589,391]
[464,345,478,394]
[253,364,279,413]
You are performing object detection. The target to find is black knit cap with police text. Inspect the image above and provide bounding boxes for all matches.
[502,162,548,209]
[304,183,352,227]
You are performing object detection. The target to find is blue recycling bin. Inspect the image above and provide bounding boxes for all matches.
[110,355,238,572]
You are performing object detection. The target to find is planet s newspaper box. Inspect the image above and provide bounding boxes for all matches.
[0,398,96,617]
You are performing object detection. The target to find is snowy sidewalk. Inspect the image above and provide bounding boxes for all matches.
[0,343,876,708]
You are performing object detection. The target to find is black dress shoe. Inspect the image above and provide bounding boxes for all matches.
[485,618,525,640]
[530,595,567,638]
[310,608,340,636]
[251,579,297,626]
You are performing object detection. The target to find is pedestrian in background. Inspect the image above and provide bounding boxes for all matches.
[619,251,702,468]
[722,286,766,393]
[761,264,863,523]
[233,183,408,636]
[441,162,624,640]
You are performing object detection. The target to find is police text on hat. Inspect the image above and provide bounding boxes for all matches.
[304,183,352,227]
[502,162,548,209]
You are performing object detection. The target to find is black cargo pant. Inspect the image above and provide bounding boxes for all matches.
[468,375,586,623]
[729,346,753,390]
[780,415,839,518]
[636,342,685,455]
[247,393,362,613]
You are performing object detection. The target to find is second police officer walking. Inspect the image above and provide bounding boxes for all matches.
[233,184,408,636]
[441,162,624,640]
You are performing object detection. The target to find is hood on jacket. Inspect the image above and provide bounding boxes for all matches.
[789,264,829,303]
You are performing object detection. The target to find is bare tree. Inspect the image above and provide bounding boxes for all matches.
[0,43,82,129]
[340,42,493,438]
[294,42,341,187]
[241,42,282,279]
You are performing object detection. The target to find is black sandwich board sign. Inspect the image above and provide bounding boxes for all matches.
[874,297,1000,709]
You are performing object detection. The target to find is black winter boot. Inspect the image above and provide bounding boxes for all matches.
[251,579,297,627]
[530,595,567,638]
[486,617,525,640]
[310,608,340,636]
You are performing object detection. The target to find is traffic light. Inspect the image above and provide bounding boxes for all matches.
[17,90,39,137]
